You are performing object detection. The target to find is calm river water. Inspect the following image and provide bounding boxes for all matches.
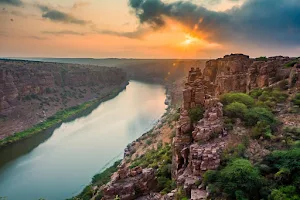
[0,81,167,200]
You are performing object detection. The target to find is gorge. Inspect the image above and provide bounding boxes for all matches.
[89,54,300,200]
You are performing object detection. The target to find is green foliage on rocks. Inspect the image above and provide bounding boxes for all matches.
[130,144,175,194]
[188,106,204,123]
[221,92,255,107]
[292,93,300,107]
[285,60,298,68]
[68,160,121,200]
[204,159,263,199]
[222,92,278,139]
[256,56,268,62]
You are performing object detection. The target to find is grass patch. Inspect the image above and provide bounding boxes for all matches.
[0,89,124,148]
[130,144,175,194]
[68,160,121,200]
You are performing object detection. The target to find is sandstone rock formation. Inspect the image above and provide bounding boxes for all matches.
[102,162,157,200]
[172,54,300,198]
[0,59,128,139]
[94,54,299,200]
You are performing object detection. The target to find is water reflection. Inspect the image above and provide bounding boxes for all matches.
[0,81,166,200]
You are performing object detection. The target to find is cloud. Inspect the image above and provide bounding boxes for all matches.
[72,1,90,10]
[37,4,88,25]
[42,30,86,36]
[0,0,23,6]
[98,27,149,39]
[128,0,300,47]
[27,35,47,40]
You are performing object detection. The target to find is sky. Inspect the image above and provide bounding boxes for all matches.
[0,0,300,59]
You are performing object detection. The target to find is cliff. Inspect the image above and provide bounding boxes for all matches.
[0,59,128,139]
[173,54,300,197]
[88,54,300,200]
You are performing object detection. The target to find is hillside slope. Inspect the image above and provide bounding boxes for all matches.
[0,59,128,139]
[82,54,300,200]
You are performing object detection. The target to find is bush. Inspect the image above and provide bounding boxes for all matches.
[251,121,272,139]
[250,88,288,109]
[205,159,263,199]
[188,106,204,123]
[224,102,248,119]
[292,93,300,107]
[269,186,300,200]
[221,93,255,107]
[218,159,263,198]
[256,56,268,62]
[285,60,298,68]
[244,107,276,127]
[263,148,300,189]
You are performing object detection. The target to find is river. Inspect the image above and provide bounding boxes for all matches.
[0,81,167,200]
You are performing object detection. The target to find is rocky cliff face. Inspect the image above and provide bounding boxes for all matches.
[0,59,128,139]
[79,54,300,200]
[172,54,300,198]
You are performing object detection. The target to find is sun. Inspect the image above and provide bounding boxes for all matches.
[182,34,199,46]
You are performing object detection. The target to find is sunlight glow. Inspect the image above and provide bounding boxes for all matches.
[182,34,199,46]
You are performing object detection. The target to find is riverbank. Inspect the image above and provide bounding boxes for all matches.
[69,78,184,200]
[0,82,128,148]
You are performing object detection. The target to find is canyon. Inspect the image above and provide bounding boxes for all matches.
[0,59,128,140]
[93,54,300,200]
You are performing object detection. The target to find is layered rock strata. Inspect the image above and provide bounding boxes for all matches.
[0,59,128,138]
[172,54,300,197]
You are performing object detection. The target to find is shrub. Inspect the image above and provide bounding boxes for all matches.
[251,121,272,139]
[292,93,300,106]
[188,106,204,123]
[203,170,218,186]
[224,102,248,119]
[250,88,264,99]
[263,148,300,187]
[218,159,263,198]
[285,60,298,68]
[221,93,255,107]
[256,56,268,62]
[205,159,263,199]
[244,107,276,127]
[269,186,300,200]
[224,117,234,130]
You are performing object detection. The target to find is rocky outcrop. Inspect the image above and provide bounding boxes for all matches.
[172,54,300,198]
[0,59,128,139]
[102,163,157,200]
[92,54,299,200]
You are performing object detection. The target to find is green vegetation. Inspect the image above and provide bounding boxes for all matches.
[204,159,262,199]
[221,92,255,107]
[130,144,175,194]
[68,160,121,200]
[285,60,299,68]
[292,93,300,107]
[0,89,123,148]
[221,92,278,139]
[205,146,300,200]
[250,88,288,108]
[256,56,268,62]
[188,105,204,123]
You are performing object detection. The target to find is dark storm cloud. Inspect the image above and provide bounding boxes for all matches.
[37,4,88,25]
[128,0,300,46]
[0,0,23,6]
